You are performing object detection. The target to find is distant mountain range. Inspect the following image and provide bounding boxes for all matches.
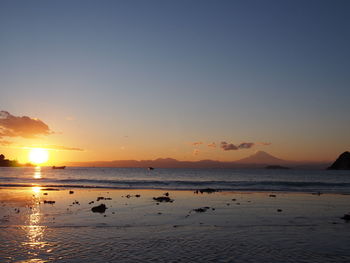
[67,151,330,169]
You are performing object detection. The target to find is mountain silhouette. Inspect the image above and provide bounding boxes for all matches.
[236,151,286,164]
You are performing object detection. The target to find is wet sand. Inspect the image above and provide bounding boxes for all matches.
[1,187,350,262]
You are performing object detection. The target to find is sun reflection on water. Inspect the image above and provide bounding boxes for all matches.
[33,166,42,179]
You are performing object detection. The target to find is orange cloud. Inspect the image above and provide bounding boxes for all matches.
[25,145,84,151]
[0,111,52,139]
[207,142,216,148]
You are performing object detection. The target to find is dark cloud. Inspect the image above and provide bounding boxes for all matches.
[220,141,239,151]
[0,111,52,139]
[238,142,255,149]
[221,141,270,151]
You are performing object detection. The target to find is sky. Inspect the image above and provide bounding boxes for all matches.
[0,0,349,165]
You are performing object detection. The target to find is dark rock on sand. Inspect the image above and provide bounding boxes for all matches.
[198,188,217,194]
[193,207,210,213]
[269,194,277,197]
[327,151,350,170]
[97,197,112,201]
[277,209,283,212]
[341,214,350,221]
[153,196,173,203]
[69,191,74,194]
[43,200,56,204]
[91,204,107,213]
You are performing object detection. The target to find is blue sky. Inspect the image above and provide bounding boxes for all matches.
[0,0,349,162]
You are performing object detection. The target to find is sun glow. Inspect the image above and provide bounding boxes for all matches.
[29,148,49,165]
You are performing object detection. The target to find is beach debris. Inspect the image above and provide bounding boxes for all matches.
[44,200,55,204]
[72,201,80,205]
[97,197,112,201]
[88,201,94,204]
[153,196,173,203]
[269,194,277,198]
[193,207,210,213]
[43,193,48,195]
[277,209,283,212]
[91,204,107,213]
[135,194,141,198]
[69,191,74,194]
[164,192,169,197]
[340,214,350,221]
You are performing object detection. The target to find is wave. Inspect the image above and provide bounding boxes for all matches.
[0,177,349,193]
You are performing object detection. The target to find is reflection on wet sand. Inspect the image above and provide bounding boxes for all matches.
[21,187,49,262]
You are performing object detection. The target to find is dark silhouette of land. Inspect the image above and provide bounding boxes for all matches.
[0,154,33,167]
[67,151,330,169]
[327,151,350,170]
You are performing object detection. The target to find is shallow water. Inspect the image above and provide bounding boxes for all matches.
[1,167,350,193]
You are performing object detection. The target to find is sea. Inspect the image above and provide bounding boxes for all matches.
[1,166,350,193]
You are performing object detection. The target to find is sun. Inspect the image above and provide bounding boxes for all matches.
[29,148,49,165]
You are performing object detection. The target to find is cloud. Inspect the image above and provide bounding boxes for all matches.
[257,142,271,146]
[0,140,12,146]
[0,111,52,139]
[220,141,270,151]
[192,141,203,146]
[207,142,216,148]
[238,142,255,149]
[26,145,84,151]
[193,149,200,156]
[220,141,239,151]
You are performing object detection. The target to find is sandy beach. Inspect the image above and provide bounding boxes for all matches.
[1,187,350,262]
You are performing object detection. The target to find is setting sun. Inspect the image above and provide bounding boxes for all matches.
[29,148,49,165]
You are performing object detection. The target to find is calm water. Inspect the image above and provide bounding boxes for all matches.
[1,167,350,193]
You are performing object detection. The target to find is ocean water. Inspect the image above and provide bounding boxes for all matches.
[1,167,350,193]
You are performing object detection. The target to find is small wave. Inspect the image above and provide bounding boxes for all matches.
[0,179,350,193]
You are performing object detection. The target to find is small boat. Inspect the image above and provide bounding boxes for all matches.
[52,166,66,169]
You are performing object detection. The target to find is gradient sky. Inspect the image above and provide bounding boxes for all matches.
[1,0,349,164]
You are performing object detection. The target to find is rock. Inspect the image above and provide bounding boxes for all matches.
[69,191,74,194]
[153,196,173,203]
[277,209,283,212]
[193,207,210,213]
[43,200,55,204]
[91,204,107,213]
[327,151,350,170]
[135,194,141,198]
[341,214,350,221]
[43,193,48,195]
[97,197,112,201]
[164,192,169,196]
[269,194,277,197]
[198,188,217,194]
